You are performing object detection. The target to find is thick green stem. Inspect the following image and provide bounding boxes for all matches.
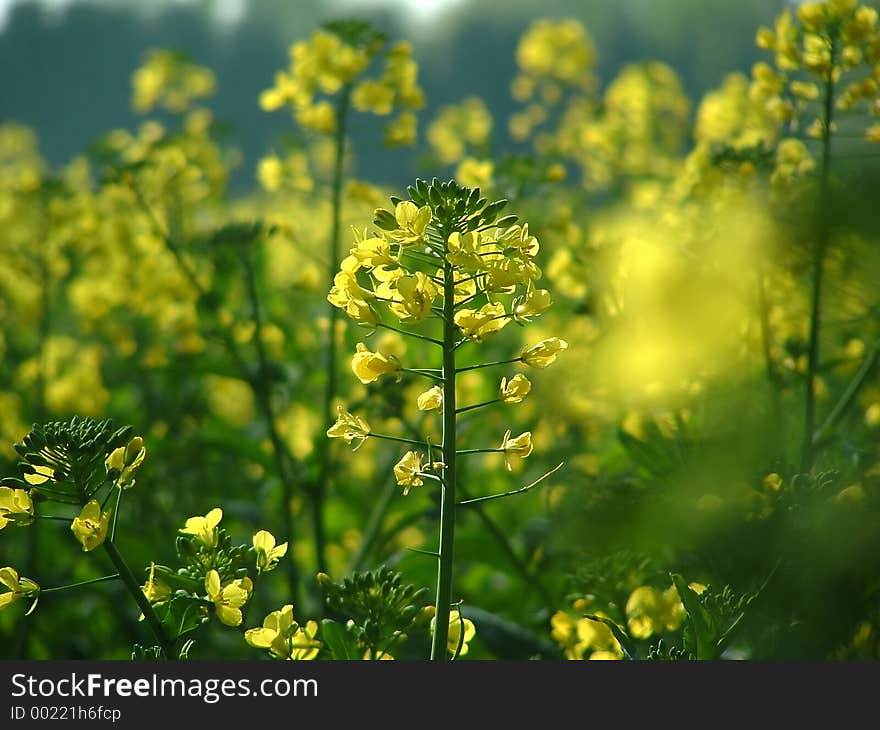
[314,86,352,572]
[800,52,835,472]
[102,540,174,658]
[431,253,458,660]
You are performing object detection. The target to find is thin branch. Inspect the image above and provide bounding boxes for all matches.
[42,574,121,594]
[457,357,522,373]
[457,462,564,506]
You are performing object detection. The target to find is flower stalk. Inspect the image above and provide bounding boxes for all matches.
[431,240,459,661]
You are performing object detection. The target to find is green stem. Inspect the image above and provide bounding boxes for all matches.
[102,540,174,658]
[812,338,880,448]
[800,49,835,472]
[314,85,352,573]
[370,433,431,447]
[402,368,445,382]
[431,246,458,661]
[242,249,302,604]
[110,487,123,542]
[377,322,443,345]
[456,398,500,415]
[457,358,522,373]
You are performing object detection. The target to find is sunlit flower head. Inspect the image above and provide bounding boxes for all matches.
[521,337,569,368]
[246,604,321,660]
[500,430,533,471]
[205,569,252,627]
[351,342,403,384]
[179,507,223,549]
[253,530,289,574]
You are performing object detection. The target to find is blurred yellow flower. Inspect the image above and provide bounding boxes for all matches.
[0,567,40,614]
[431,609,476,656]
[521,337,569,368]
[625,585,685,639]
[0,487,34,529]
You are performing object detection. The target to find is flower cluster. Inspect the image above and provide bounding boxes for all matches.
[327,179,568,495]
[259,21,423,145]
[752,1,880,140]
[131,49,216,114]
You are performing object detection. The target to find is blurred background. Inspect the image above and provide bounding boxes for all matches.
[1,0,783,188]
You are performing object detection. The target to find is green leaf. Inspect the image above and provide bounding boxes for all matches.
[671,574,716,660]
[321,619,360,660]
[155,595,209,641]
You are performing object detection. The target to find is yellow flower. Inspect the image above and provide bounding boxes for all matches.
[105,435,146,489]
[513,284,552,322]
[0,567,40,615]
[551,610,622,659]
[625,585,685,639]
[352,80,395,115]
[0,487,34,529]
[71,500,111,552]
[348,232,397,270]
[394,451,425,495]
[326,406,371,450]
[385,111,418,147]
[296,101,337,134]
[381,271,438,322]
[454,302,509,341]
[246,604,321,660]
[253,530,289,574]
[141,562,172,606]
[351,342,402,384]
[455,157,494,189]
[179,507,223,549]
[391,201,432,244]
[521,337,569,368]
[500,430,533,471]
[23,464,54,486]
[417,385,443,411]
[257,155,284,191]
[205,569,251,627]
[327,271,378,326]
[431,609,476,656]
[499,374,531,404]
